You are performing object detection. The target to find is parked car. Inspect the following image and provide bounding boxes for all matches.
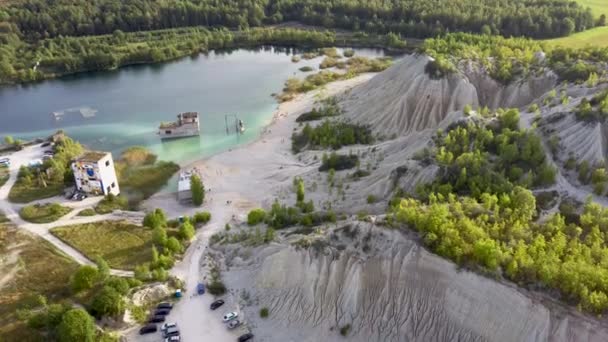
[41,142,52,147]
[164,336,181,342]
[43,150,54,155]
[139,324,157,335]
[223,312,238,322]
[157,302,174,310]
[148,315,165,323]
[0,158,10,167]
[210,299,225,310]
[197,283,205,295]
[155,308,171,316]
[163,326,180,338]
[72,192,87,201]
[238,333,254,342]
[161,322,177,332]
[228,319,241,329]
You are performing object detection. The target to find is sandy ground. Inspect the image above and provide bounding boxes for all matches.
[133,74,375,342]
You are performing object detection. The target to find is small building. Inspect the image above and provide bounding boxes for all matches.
[71,151,120,196]
[177,168,200,202]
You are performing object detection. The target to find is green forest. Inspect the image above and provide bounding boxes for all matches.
[1,0,598,40]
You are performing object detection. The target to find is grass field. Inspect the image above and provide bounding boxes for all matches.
[545,26,608,48]
[19,203,71,223]
[578,0,607,18]
[50,221,153,270]
[8,181,64,204]
[544,1,608,47]
[0,224,78,340]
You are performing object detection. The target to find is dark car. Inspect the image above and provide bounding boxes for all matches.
[148,315,166,323]
[157,302,174,310]
[155,309,171,316]
[197,283,205,295]
[41,142,52,147]
[210,299,225,310]
[238,333,254,342]
[139,324,157,335]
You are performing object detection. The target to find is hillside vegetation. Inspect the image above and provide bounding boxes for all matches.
[392,106,608,314]
[423,33,608,84]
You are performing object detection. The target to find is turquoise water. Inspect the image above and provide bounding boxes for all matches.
[0,47,385,164]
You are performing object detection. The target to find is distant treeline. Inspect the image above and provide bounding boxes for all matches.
[0,27,403,84]
[0,0,599,40]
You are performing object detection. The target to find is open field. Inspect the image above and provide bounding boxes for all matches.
[8,181,64,204]
[578,0,607,17]
[545,26,608,48]
[50,221,153,270]
[19,203,71,223]
[544,0,608,47]
[0,224,78,341]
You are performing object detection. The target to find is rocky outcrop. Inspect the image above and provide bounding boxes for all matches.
[340,55,557,136]
[219,225,608,342]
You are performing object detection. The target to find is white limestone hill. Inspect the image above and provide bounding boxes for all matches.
[339,54,557,136]
[218,223,608,342]
[537,86,608,167]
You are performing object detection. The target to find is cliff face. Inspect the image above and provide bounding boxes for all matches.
[340,55,557,136]
[219,225,608,342]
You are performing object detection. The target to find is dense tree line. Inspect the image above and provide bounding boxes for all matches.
[1,0,597,40]
[0,27,343,84]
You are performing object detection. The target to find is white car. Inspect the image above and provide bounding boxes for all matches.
[164,336,180,342]
[161,322,177,332]
[223,311,238,322]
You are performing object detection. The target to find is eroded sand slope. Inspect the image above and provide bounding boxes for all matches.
[340,54,557,136]
[219,226,608,342]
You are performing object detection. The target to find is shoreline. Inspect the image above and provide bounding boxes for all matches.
[142,72,375,215]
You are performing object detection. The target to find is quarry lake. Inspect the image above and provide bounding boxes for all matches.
[0,47,386,164]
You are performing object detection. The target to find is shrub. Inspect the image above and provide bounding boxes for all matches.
[367,195,377,204]
[90,286,125,318]
[343,49,355,58]
[190,174,205,206]
[179,221,195,240]
[57,309,95,342]
[193,211,211,224]
[319,153,358,171]
[207,280,227,295]
[340,324,351,336]
[95,194,129,214]
[299,66,313,72]
[77,208,96,216]
[247,208,267,225]
[143,209,167,229]
[71,265,99,293]
[259,307,269,318]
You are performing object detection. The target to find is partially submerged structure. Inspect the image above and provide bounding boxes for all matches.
[71,151,120,196]
[159,112,200,139]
